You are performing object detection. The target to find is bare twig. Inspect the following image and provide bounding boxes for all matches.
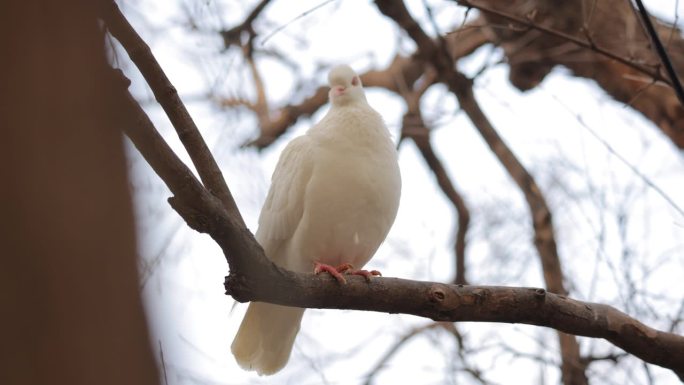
[159,341,169,385]
[243,39,270,127]
[582,352,628,365]
[243,85,329,148]
[261,0,337,45]
[454,0,684,149]
[363,323,443,385]
[548,92,684,219]
[220,0,272,47]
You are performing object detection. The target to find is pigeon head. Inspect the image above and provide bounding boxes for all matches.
[328,65,366,106]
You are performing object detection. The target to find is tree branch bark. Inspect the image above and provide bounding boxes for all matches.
[226,270,684,381]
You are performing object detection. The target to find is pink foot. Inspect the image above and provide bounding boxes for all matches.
[313,262,382,283]
[313,262,352,284]
[348,269,382,282]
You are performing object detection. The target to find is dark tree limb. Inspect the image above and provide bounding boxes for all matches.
[101,0,244,225]
[632,0,684,105]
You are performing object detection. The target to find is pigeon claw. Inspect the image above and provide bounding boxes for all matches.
[313,262,350,284]
[348,269,382,282]
[313,262,382,283]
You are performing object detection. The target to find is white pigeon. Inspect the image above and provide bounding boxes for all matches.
[230,64,402,375]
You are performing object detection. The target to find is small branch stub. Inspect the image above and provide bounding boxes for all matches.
[429,285,447,303]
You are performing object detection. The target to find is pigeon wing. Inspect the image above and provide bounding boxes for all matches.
[255,135,315,264]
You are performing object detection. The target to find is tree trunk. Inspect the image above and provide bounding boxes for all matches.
[0,2,160,384]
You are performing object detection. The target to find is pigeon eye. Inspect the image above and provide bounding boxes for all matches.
[351,76,359,86]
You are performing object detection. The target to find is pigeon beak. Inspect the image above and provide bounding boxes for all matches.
[333,86,346,96]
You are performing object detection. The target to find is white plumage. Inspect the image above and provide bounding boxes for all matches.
[231,65,402,375]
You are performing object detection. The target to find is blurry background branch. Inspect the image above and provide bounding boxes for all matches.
[224,0,684,150]
[398,70,471,285]
[100,0,684,381]
[375,1,586,383]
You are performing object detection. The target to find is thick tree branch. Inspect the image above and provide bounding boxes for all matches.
[225,269,684,380]
[101,1,244,225]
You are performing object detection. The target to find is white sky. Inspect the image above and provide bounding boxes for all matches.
[120,1,684,384]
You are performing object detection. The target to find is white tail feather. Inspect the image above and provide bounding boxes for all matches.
[231,302,305,376]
